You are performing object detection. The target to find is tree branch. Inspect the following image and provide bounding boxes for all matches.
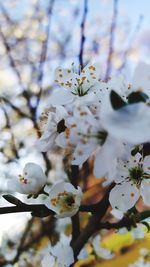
[78,0,88,68]
[72,183,114,259]
[105,0,118,81]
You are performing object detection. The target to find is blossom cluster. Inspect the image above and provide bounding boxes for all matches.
[37,61,150,214]
[4,61,150,266]
[6,61,150,216]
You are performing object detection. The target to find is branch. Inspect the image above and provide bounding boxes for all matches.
[0,201,54,217]
[78,0,88,68]
[2,107,19,160]
[0,28,26,93]
[105,0,118,81]
[72,183,114,258]
[13,218,34,263]
[98,209,150,230]
[118,14,143,72]
[35,0,55,113]
[0,97,31,118]
[70,166,80,245]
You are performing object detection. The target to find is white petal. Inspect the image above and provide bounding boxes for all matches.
[102,103,150,144]
[143,156,150,174]
[49,89,74,105]
[54,66,74,84]
[92,235,114,260]
[93,138,118,179]
[52,242,74,266]
[132,224,145,240]
[109,182,140,212]
[111,208,124,219]
[72,142,96,165]
[37,132,57,152]
[41,253,55,267]
[55,132,69,148]
[140,180,150,206]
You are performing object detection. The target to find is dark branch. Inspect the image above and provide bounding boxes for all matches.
[78,0,88,68]
[72,183,114,258]
[105,0,118,81]
[70,166,80,244]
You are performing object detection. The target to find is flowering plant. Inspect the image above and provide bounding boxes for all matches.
[1,61,150,266]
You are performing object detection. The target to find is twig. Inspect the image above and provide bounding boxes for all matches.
[105,0,118,81]
[118,15,143,72]
[0,29,26,92]
[70,166,80,245]
[0,97,31,118]
[78,0,88,68]
[35,0,55,112]
[2,107,19,159]
[13,218,34,263]
[72,183,114,258]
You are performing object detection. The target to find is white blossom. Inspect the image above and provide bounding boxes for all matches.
[109,153,150,212]
[92,235,114,260]
[41,235,74,267]
[45,181,82,218]
[102,102,150,144]
[49,63,103,106]
[37,105,67,152]
[7,163,47,194]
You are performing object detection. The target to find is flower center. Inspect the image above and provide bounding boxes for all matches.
[18,174,28,184]
[97,130,108,145]
[72,78,92,97]
[51,191,75,213]
[129,166,144,184]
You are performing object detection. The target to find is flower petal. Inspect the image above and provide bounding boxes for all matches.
[109,182,140,212]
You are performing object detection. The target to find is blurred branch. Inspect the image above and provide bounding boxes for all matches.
[118,15,144,72]
[0,217,56,266]
[105,0,118,81]
[2,107,19,160]
[0,96,31,118]
[35,0,55,112]
[0,28,27,93]
[70,166,80,245]
[72,183,114,259]
[78,0,88,68]
[13,217,34,263]
[0,2,15,25]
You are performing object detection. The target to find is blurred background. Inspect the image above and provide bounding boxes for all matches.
[0,0,150,266]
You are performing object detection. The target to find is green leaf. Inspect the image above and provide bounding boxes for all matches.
[128,92,148,104]
[131,146,141,156]
[141,221,150,232]
[3,194,24,206]
[110,90,127,110]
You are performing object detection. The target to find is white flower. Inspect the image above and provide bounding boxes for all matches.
[7,163,47,194]
[42,236,74,267]
[41,253,55,267]
[49,63,102,106]
[128,248,150,267]
[102,102,150,144]
[56,104,123,180]
[129,257,150,267]
[92,235,114,260]
[131,224,146,240]
[37,106,67,152]
[45,181,82,218]
[109,153,150,212]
